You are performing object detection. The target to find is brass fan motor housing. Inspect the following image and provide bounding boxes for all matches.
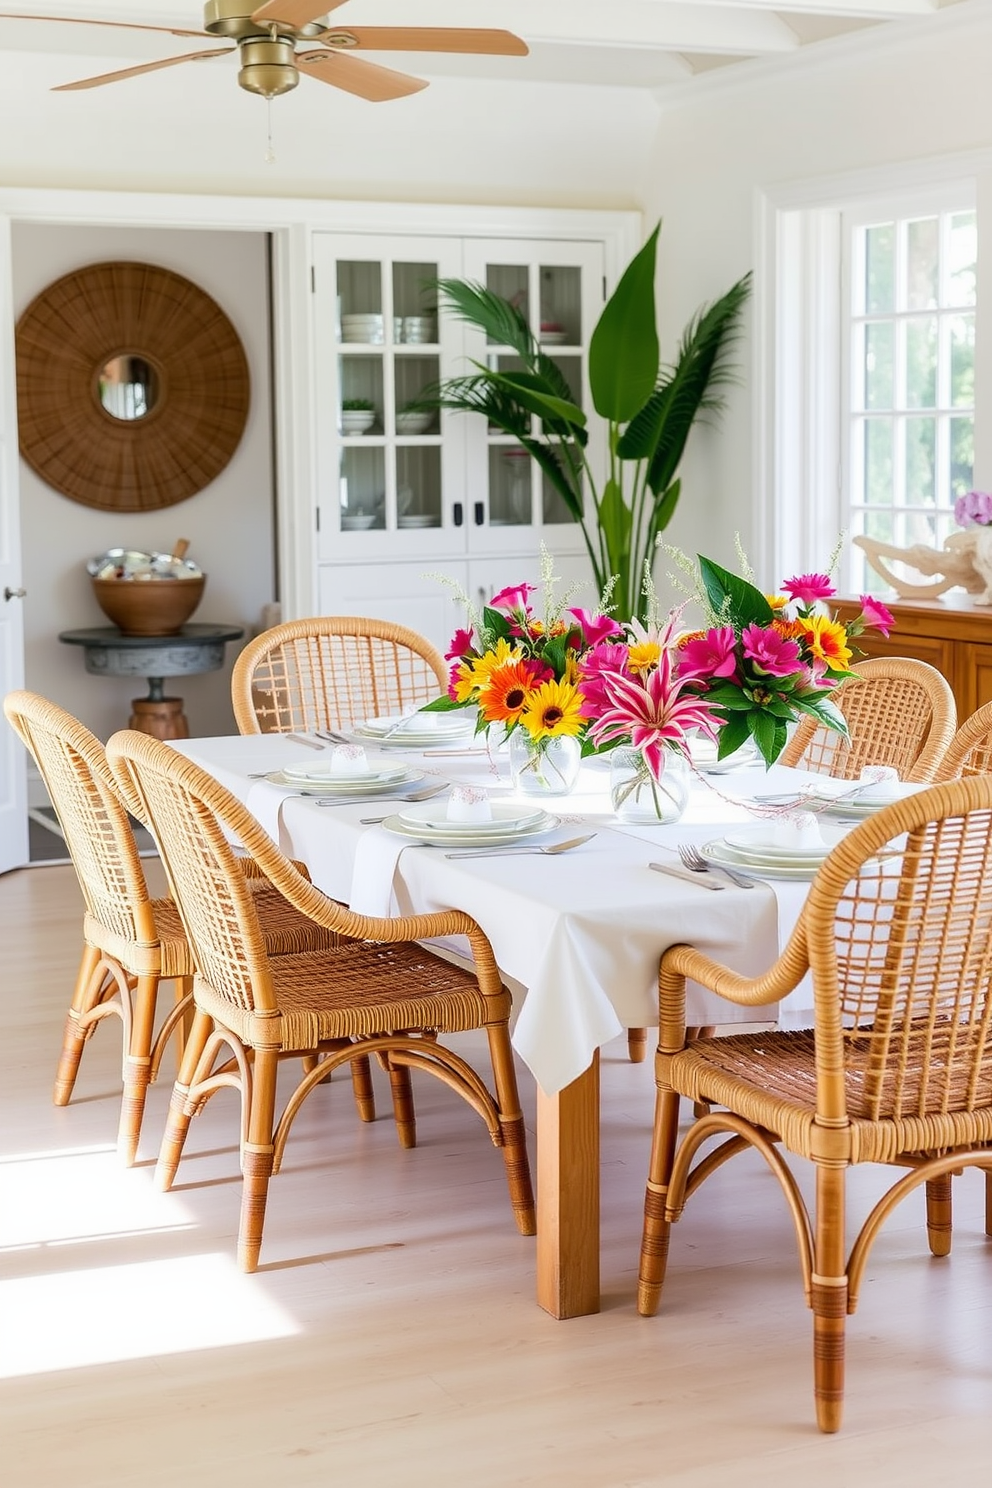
[237,37,299,97]
[203,2,329,41]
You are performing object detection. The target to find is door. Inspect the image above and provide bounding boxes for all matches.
[459,237,605,567]
[0,215,27,872]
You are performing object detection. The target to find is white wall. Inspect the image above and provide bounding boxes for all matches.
[641,6,992,590]
[0,53,657,213]
[14,222,274,742]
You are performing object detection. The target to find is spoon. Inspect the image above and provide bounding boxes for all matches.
[444,834,595,860]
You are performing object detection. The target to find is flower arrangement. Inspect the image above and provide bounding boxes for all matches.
[427,556,605,750]
[664,554,894,766]
[954,490,992,528]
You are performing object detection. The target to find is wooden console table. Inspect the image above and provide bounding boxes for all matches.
[833,596,992,720]
[59,623,244,739]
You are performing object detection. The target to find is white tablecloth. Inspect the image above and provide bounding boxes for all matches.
[172,734,824,1095]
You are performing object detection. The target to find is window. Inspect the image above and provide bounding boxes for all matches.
[845,203,977,592]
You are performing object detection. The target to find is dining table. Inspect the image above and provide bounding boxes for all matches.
[172,729,851,1319]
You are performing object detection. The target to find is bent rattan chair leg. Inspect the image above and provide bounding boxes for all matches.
[239,1048,279,1273]
[54,944,105,1105]
[638,1086,681,1315]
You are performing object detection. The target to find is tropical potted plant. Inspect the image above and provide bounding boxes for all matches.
[425,224,750,623]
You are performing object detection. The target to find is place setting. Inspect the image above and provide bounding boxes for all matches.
[378,785,566,851]
[696,810,851,882]
[258,742,443,805]
[346,711,480,751]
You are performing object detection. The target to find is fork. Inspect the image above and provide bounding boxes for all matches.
[677,842,755,889]
[444,834,595,860]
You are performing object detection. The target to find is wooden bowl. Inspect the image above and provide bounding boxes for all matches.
[92,576,206,635]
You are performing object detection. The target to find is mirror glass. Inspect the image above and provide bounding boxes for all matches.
[97,354,159,422]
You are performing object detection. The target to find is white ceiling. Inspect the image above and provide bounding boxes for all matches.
[0,0,970,96]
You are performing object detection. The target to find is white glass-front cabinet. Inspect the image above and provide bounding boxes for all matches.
[312,230,606,653]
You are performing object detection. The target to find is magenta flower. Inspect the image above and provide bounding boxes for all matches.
[741,623,803,677]
[676,626,738,682]
[577,641,630,713]
[489,582,534,616]
[782,572,836,605]
[587,650,720,782]
[444,626,475,661]
[858,594,894,637]
[954,490,992,528]
[568,607,623,647]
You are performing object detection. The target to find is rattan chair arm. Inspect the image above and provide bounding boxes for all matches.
[108,733,502,985]
[658,919,810,1039]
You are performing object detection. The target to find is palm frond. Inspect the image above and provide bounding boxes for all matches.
[617,273,751,496]
[434,279,536,362]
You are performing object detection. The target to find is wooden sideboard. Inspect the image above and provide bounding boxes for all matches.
[833,596,992,722]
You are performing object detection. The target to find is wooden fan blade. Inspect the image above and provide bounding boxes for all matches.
[53,49,234,93]
[296,49,427,102]
[0,12,207,39]
[324,28,529,58]
[251,1,351,27]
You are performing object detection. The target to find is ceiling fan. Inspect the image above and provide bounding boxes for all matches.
[0,2,529,101]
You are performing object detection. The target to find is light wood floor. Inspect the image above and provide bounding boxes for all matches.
[2,864,992,1485]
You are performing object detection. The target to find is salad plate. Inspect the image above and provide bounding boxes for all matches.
[381,811,556,848]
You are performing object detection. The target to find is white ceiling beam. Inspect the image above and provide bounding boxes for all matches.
[327,2,803,55]
[668,0,936,14]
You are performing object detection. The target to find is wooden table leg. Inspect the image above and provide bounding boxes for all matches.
[536,1052,600,1319]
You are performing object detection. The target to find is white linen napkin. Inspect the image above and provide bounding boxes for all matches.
[244,780,299,856]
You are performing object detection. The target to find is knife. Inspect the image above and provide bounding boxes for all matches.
[648,861,725,891]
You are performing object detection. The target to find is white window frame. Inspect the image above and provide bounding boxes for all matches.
[755,151,992,593]
[842,186,977,594]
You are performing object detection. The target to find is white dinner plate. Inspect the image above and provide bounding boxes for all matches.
[281,760,409,785]
[351,714,474,747]
[723,822,848,861]
[396,801,548,834]
[381,812,557,848]
[816,781,927,818]
[700,839,828,882]
[265,769,421,795]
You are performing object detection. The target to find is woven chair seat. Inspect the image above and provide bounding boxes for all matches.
[196,940,506,1052]
[675,1029,992,1165]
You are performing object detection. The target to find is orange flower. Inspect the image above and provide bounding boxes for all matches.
[772,618,804,641]
[798,615,852,670]
[479,660,538,724]
[677,630,704,648]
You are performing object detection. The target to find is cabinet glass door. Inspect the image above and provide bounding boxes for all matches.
[313,233,465,561]
[460,239,605,560]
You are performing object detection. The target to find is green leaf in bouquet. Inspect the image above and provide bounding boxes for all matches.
[715,713,753,759]
[749,708,785,766]
[698,556,774,629]
[419,695,462,713]
[481,606,513,642]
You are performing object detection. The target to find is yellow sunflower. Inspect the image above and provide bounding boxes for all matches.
[797,615,852,670]
[470,637,523,691]
[450,659,478,704]
[519,678,587,740]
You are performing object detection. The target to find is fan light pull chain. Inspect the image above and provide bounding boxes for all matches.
[265,98,276,166]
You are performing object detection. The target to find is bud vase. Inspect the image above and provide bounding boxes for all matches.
[609,747,690,824]
[508,731,581,797]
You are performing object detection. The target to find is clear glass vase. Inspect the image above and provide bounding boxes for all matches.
[609,747,690,824]
[508,731,582,797]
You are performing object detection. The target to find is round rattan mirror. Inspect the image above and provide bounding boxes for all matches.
[15,261,251,512]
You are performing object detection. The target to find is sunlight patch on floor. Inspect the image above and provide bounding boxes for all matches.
[0,1253,300,1377]
[0,1144,195,1250]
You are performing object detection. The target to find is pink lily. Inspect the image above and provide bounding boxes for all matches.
[568,607,623,647]
[588,649,720,781]
[859,594,894,637]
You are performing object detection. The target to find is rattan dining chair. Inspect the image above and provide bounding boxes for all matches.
[934,699,992,782]
[3,691,341,1164]
[231,615,449,735]
[779,656,955,781]
[637,775,992,1433]
[107,729,535,1273]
